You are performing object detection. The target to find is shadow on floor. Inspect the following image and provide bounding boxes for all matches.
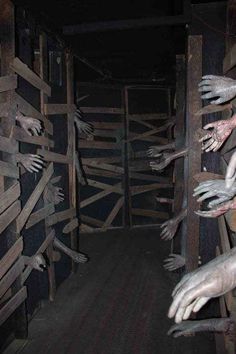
[19,228,216,354]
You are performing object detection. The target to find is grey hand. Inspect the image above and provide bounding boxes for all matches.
[160,218,179,241]
[74,116,94,136]
[24,254,47,272]
[193,179,236,208]
[147,142,175,157]
[16,153,44,173]
[163,254,185,271]
[16,112,42,136]
[44,177,64,205]
[199,75,236,104]
[168,248,236,323]
[150,153,172,171]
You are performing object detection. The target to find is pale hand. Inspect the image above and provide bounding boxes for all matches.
[16,112,42,136]
[199,75,236,104]
[163,254,185,271]
[16,153,44,173]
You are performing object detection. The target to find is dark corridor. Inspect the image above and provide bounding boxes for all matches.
[18,229,215,354]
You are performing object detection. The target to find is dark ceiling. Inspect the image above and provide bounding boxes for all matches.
[13,0,226,83]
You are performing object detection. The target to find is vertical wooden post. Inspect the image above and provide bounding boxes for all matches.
[185,35,202,271]
[123,87,132,227]
[66,51,77,273]
[0,0,27,338]
[40,33,56,301]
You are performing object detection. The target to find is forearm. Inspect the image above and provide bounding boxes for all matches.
[175,208,187,224]
[172,147,188,160]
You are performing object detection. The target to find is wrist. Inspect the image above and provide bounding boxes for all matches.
[16,111,24,122]
[15,153,22,163]
[229,114,236,128]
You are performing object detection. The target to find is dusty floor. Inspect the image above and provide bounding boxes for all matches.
[18,228,216,354]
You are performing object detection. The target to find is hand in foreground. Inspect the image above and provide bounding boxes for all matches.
[195,197,236,218]
[199,75,236,104]
[168,248,236,323]
[193,179,236,208]
[16,112,42,136]
[16,153,44,173]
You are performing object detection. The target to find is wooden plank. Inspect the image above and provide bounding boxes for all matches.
[0,74,17,92]
[223,42,236,73]
[25,203,55,229]
[89,122,122,130]
[46,208,76,227]
[0,287,27,327]
[218,216,231,253]
[16,163,54,233]
[37,149,72,164]
[22,228,55,284]
[63,218,79,234]
[84,161,124,174]
[0,135,17,153]
[44,103,76,115]
[12,126,54,148]
[131,208,169,220]
[128,113,168,120]
[0,160,19,179]
[103,197,124,228]
[130,171,171,183]
[127,124,172,143]
[80,183,122,208]
[80,214,104,227]
[80,224,94,232]
[0,182,21,214]
[14,92,53,135]
[80,106,124,114]
[82,156,122,164]
[0,237,23,280]
[0,257,24,299]
[193,171,223,183]
[87,179,122,192]
[0,200,21,234]
[79,140,120,150]
[10,57,51,96]
[84,166,122,179]
[130,182,172,195]
[185,35,202,272]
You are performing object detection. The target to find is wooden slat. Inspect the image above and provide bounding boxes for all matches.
[0,74,17,92]
[131,208,169,220]
[80,106,124,114]
[128,113,168,120]
[103,197,124,228]
[16,163,54,233]
[37,149,72,164]
[46,208,76,227]
[79,140,120,150]
[84,166,122,179]
[63,218,79,234]
[25,203,55,229]
[0,257,24,299]
[193,171,223,183]
[130,182,172,195]
[82,156,122,164]
[80,183,122,208]
[0,287,27,327]
[127,124,172,143]
[0,135,17,153]
[0,237,23,280]
[0,160,19,179]
[80,223,94,232]
[44,103,76,115]
[14,92,53,135]
[223,42,236,73]
[12,126,54,148]
[87,179,122,192]
[84,161,124,174]
[22,229,55,284]
[89,122,122,130]
[10,57,51,96]
[130,171,171,183]
[0,182,21,214]
[80,214,104,227]
[0,200,21,234]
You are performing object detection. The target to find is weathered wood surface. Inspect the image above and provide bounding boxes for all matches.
[223,42,236,73]
[0,257,24,299]
[103,197,124,228]
[82,156,122,164]
[80,214,104,227]
[0,182,21,214]
[0,135,17,153]
[62,218,79,234]
[80,106,124,114]
[0,74,17,92]
[16,163,54,233]
[46,208,76,227]
[128,113,168,120]
[0,200,21,234]
[0,237,23,280]
[185,35,202,272]
[84,166,122,179]
[193,171,223,183]
[84,161,124,174]
[12,126,54,148]
[0,286,27,327]
[37,149,72,164]
[90,122,122,130]
[10,57,51,96]
[131,208,169,220]
[87,179,122,192]
[14,92,53,135]
[25,203,55,229]
[44,103,76,115]
[80,183,122,208]
[79,140,120,150]
[0,160,19,178]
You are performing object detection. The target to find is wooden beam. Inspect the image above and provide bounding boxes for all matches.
[0,287,27,327]
[12,126,54,148]
[46,208,76,227]
[0,74,17,92]
[0,160,19,179]
[25,203,55,229]
[37,149,72,164]
[16,163,54,233]
[80,106,124,114]
[63,218,79,234]
[44,103,76,115]
[0,200,21,234]
[103,197,124,229]
[89,122,122,130]
[0,237,23,280]
[80,214,104,227]
[131,208,169,220]
[0,135,17,153]
[63,15,190,34]
[10,57,51,96]
[128,113,168,120]
[0,257,24,299]
[80,183,122,208]
[79,140,120,150]
[0,182,21,214]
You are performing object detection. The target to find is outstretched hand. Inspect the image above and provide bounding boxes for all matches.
[163,254,185,271]
[16,112,42,136]
[199,75,236,104]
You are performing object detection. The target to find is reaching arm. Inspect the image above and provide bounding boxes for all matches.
[150,147,188,172]
[160,208,187,241]
[199,75,236,104]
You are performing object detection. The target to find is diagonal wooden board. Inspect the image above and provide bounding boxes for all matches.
[46,208,76,227]
[44,103,76,115]
[16,163,54,233]
[37,149,72,164]
[10,57,51,96]
[63,218,79,234]
[0,257,25,299]
[0,135,17,153]
[0,74,17,92]
[0,160,19,179]
[0,237,23,280]
[0,200,21,234]
[0,182,21,214]
[12,126,54,148]
[25,203,55,229]
[131,208,169,220]
[102,197,124,229]
[0,286,27,327]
